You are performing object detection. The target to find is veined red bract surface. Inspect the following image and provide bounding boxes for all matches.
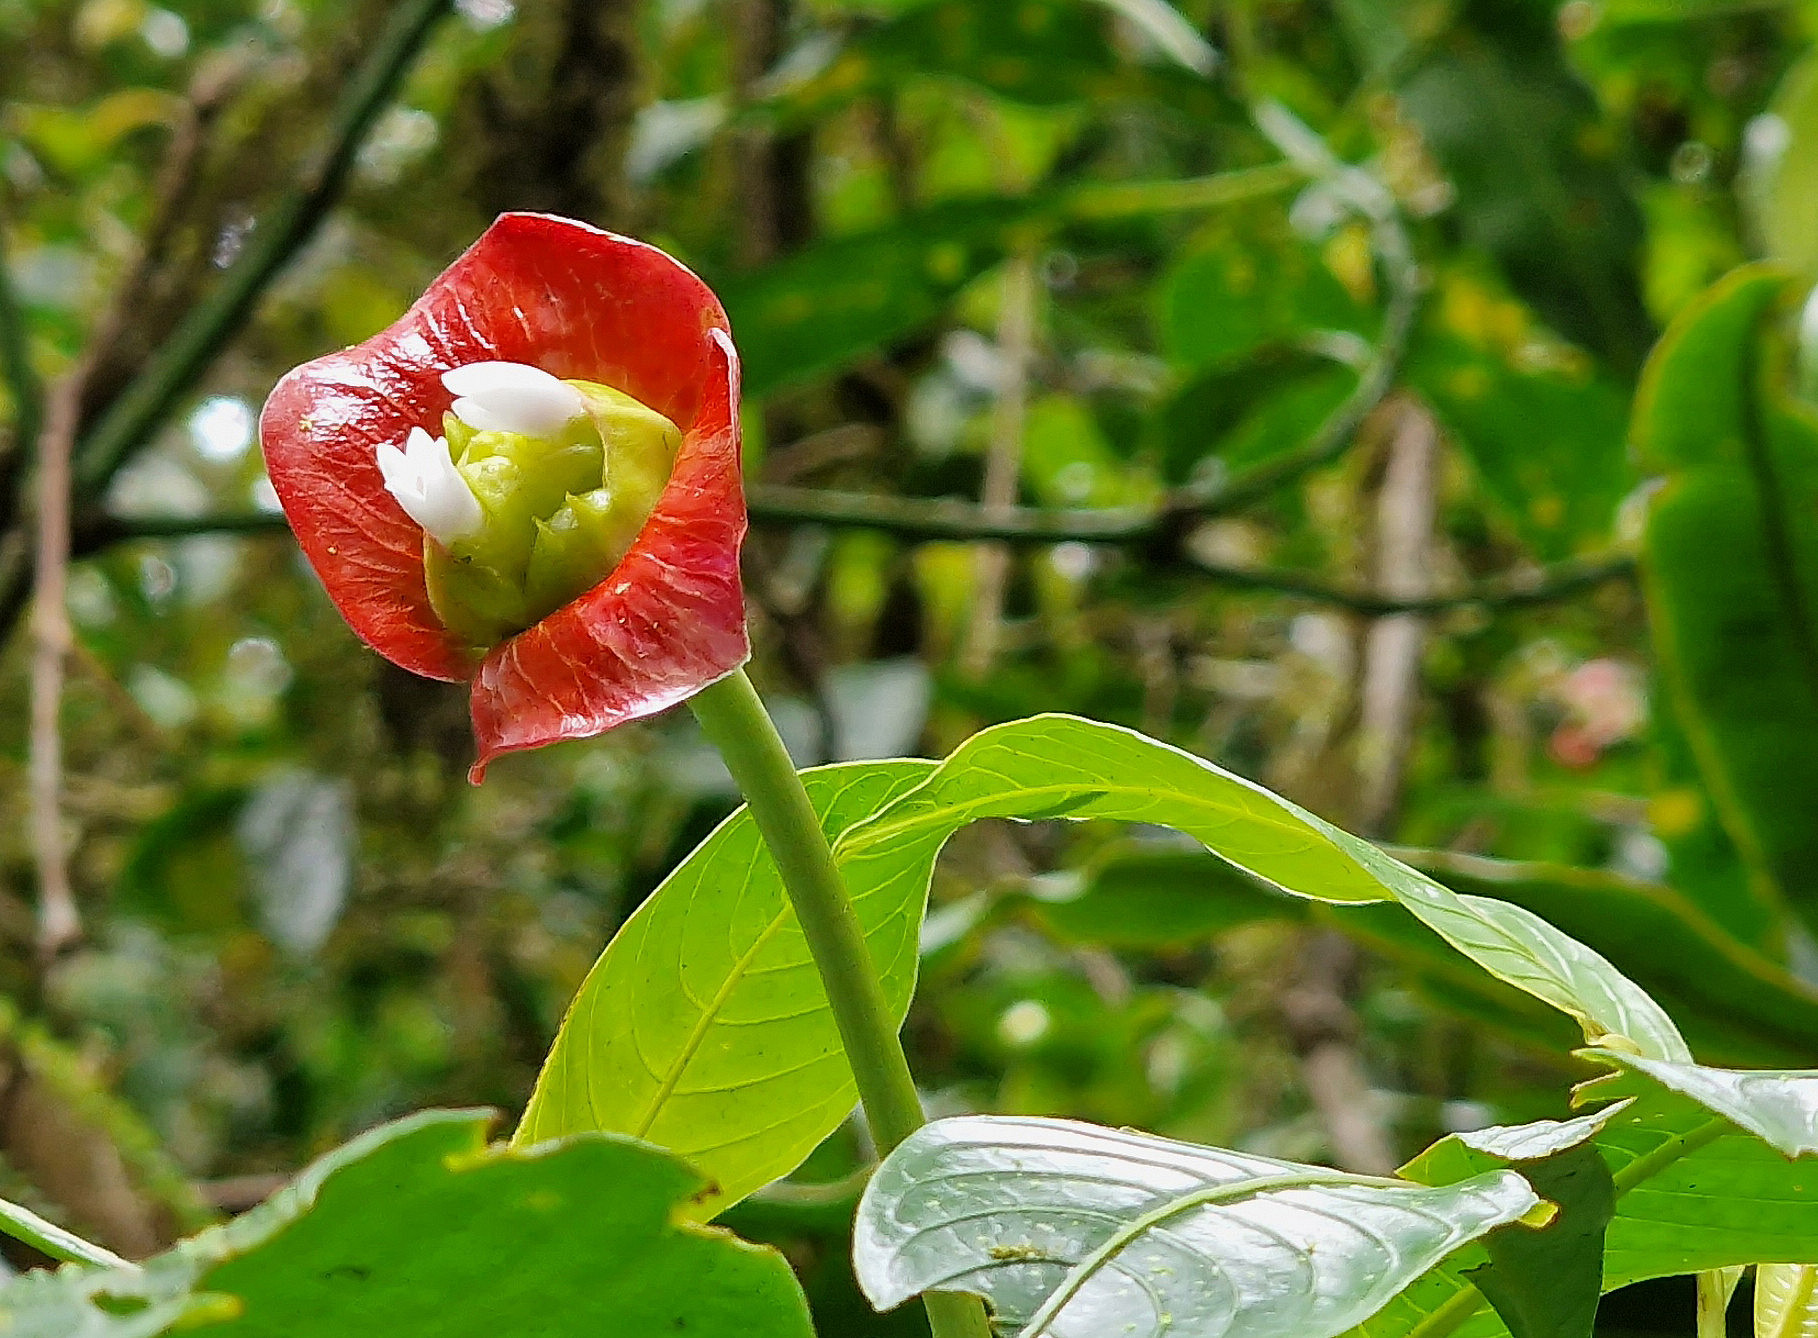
[260,213,749,780]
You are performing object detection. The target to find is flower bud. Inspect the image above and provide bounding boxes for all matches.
[419,367,683,648]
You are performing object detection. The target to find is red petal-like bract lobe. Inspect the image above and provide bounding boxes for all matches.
[259,213,750,780]
[470,330,747,779]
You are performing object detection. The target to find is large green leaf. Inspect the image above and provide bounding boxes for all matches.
[517,761,935,1216]
[852,1114,1539,1338]
[0,1110,813,1338]
[527,715,1685,1221]
[840,715,1691,1062]
[1593,1088,1818,1287]
[1636,264,1818,932]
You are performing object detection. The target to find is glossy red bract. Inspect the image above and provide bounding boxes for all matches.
[260,213,749,780]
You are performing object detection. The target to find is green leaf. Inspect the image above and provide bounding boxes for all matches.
[0,1110,814,1338]
[517,761,935,1217]
[1157,210,1368,372]
[527,716,1685,1223]
[1756,1265,1818,1338]
[717,200,1023,396]
[0,1197,132,1270]
[841,715,1691,1062]
[1591,1078,1818,1287]
[852,1114,1539,1338]
[1399,20,1650,370]
[1632,265,1790,473]
[1408,271,1630,558]
[834,0,1120,107]
[1636,264,1818,932]
[1391,848,1818,1067]
[1402,1112,1618,1338]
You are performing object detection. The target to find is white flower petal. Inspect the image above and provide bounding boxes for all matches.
[441,360,585,437]
[377,427,483,547]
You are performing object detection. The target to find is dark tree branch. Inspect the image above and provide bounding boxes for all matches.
[1185,551,1636,616]
[90,507,1636,616]
[73,0,454,495]
[0,0,453,643]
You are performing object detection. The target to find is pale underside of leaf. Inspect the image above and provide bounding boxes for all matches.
[855,1115,1538,1338]
[1587,1050,1818,1157]
[1758,1265,1818,1338]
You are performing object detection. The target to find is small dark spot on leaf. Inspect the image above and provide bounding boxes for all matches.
[689,1179,722,1204]
[325,1264,371,1282]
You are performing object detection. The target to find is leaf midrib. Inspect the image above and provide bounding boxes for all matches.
[1021,1169,1416,1337]
[631,900,796,1140]
[839,781,1340,867]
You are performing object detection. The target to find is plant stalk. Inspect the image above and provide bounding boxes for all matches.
[688,667,992,1338]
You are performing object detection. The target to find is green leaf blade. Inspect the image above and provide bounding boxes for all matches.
[853,1115,1539,1338]
[845,715,1689,1062]
[517,760,936,1215]
[0,1111,815,1338]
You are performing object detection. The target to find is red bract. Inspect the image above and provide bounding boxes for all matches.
[260,213,749,781]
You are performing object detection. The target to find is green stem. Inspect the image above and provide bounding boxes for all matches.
[688,668,992,1338]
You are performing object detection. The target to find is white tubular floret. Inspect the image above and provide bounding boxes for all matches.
[378,426,484,547]
[443,361,586,438]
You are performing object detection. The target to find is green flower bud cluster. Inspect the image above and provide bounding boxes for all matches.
[424,381,681,648]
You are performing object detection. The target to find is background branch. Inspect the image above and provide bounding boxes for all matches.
[28,374,81,963]
[0,0,453,644]
[89,506,1636,615]
[72,0,454,496]
[0,221,42,498]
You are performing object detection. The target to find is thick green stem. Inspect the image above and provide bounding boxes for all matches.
[688,668,992,1338]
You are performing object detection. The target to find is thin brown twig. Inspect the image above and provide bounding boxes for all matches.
[1283,399,1442,1176]
[19,56,255,966]
[0,0,452,644]
[960,252,1038,679]
[29,373,82,962]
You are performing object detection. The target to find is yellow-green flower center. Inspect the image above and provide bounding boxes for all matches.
[418,379,681,648]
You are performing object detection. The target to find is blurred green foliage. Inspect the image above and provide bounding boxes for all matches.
[6,0,1818,1332]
